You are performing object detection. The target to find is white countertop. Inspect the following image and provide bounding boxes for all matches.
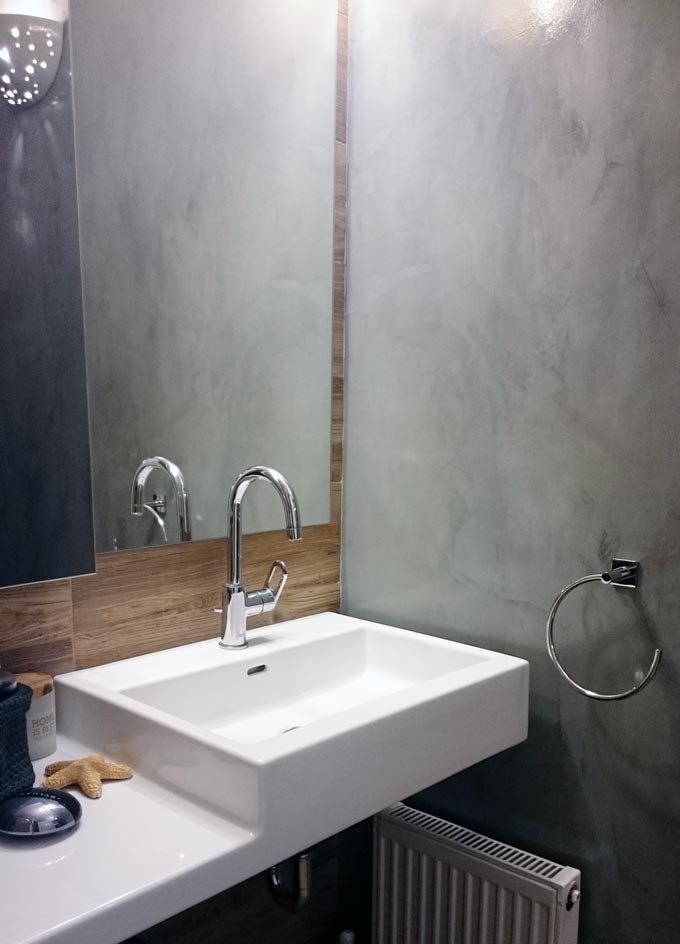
[1,734,261,944]
[0,613,529,944]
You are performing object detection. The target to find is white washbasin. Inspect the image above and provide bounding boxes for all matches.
[57,613,528,860]
[124,625,487,743]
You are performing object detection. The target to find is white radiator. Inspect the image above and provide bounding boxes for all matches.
[373,804,580,944]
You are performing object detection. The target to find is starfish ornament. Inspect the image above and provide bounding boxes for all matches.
[42,754,133,799]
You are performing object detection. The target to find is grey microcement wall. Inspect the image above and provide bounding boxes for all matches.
[343,1,680,942]
[0,25,94,588]
[70,0,335,552]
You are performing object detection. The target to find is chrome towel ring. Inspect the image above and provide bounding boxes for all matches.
[546,559,662,701]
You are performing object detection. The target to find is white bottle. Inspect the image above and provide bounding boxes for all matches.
[17,673,57,761]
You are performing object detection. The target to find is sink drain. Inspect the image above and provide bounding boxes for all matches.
[282,725,302,734]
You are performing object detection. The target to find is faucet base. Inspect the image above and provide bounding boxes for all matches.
[218,639,248,650]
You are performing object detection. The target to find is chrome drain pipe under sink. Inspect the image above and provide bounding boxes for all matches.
[267,851,312,913]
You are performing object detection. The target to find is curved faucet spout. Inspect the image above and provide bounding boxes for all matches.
[220,466,302,649]
[228,466,302,586]
[131,456,192,542]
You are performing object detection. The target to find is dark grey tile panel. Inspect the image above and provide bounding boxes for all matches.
[0,28,94,588]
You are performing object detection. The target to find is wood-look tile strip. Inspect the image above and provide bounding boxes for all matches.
[0,580,75,675]
[71,524,340,669]
[331,0,348,521]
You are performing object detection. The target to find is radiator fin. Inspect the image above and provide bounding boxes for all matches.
[373,804,580,944]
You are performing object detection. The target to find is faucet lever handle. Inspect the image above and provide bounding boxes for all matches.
[217,560,288,620]
[266,560,288,605]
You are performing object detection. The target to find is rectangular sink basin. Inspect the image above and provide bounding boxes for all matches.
[57,613,528,862]
[124,626,486,744]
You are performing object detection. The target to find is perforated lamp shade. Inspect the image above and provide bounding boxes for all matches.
[0,10,63,108]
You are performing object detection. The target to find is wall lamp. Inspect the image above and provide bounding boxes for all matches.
[0,0,66,109]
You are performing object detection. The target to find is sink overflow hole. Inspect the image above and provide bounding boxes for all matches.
[247,664,267,676]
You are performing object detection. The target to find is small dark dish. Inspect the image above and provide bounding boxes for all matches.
[0,788,82,838]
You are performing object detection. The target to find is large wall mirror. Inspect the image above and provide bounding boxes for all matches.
[70,0,338,552]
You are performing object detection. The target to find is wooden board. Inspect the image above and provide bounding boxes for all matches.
[71,523,340,669]
[0,580,74,675]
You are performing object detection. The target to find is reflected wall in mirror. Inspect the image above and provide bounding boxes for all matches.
[70,0,337,552]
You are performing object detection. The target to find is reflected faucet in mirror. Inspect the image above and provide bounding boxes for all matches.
[220,466,302,650]
[130,456,192,544]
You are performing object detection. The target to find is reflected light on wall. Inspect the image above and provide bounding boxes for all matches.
[531,0,562,19]
[530,0,574,28]
[483,0,589,47]
[0,0,66,109]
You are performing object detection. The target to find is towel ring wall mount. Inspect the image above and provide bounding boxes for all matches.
[546,559,662,701]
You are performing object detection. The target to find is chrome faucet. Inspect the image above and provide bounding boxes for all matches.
[131,456,192,543]
[220,466,302,649]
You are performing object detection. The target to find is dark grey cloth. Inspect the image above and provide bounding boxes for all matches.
[0,684,35,801]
